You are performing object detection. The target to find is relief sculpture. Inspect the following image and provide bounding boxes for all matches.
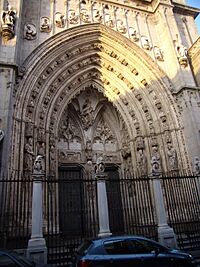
[81,98,94,130]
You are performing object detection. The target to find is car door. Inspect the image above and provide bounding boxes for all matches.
[103,239,142,267]
[133,238,175,267]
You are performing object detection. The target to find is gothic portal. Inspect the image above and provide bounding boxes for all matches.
[0,0,200,263]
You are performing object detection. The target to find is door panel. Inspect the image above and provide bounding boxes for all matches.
[59,166,84,237]
[106,166,124,234]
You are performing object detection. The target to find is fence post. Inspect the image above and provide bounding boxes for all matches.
[95,156,112,237]
[26,156,47,265]
[152,176,177,248]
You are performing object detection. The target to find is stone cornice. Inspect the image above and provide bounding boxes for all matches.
[172,1,200,18]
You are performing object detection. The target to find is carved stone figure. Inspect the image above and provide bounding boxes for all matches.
[33,155,44,175]
[1,3,16,41]
[1,4,16,27]
[105,13,114,28]
[176,44,188,67]
[167,142,178,171]
[95,156,105,174]
[129,27,139,42]
[116,19,127,33]
[80,9,90,23]
[193,157,200,175]
[40,17,51,32]
[68,10,78,24]
[24,23,37,40]
[55,12,65,28]
[151,156,160,176]
[50,144,56,173]
[93,9,102,23]
[85,160,94,179]
[141,36,151,50]
[37,142,45,156]
[137,148,148,176]
[81,98,94,130]
[85,139,92,160]
[154,46,164,61]
[151,145,162,175]
[24,137,34,170]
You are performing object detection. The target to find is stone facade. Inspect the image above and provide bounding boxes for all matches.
[0,0,199,178]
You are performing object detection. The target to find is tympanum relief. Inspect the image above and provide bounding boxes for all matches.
[57,89,120,169]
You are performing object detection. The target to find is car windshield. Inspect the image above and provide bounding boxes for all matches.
[77,240,93,256]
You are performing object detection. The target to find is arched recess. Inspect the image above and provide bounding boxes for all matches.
[11,23,190,179]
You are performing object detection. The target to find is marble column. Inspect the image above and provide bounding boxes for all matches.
[27,156,47,265]
[96,173,112,237]
[95,156,111,238]
[152,177,177,248]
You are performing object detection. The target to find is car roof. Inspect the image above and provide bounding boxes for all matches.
[90,235,158,245]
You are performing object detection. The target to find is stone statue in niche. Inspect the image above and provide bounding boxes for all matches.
[80,8,90,23]
[81,98,94,130]
[24,137,34,170]
[176,43,188,67]
[105,13,114,28]
[24,23,37,40]
[121,141,131,159]
[141,36,151,50]
[93,9,102,23]
[40,17,51,33]
[124,156,133,179]
[116,19,127,34]
[50,144,56,174]
[151,145,162,175]
[129,27,139,42]
[95,155,105,174]
[85,139,92,160]
[33,155,44,175]
[1,3,16,41]
[37,142,45,156]
[68,10,79,24]
[193,157,200,175]
[137,148,148,176]
[55,12,65,28]
[154,46,164,61]
[167,142,178,172]
[85,160,94,179]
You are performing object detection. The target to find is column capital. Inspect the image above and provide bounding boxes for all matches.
[95,173,108,181]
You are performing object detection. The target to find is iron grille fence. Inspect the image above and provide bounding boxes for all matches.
[0,173,200,266]
[160,175,200,252]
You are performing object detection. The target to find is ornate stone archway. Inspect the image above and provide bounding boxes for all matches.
[11,24,190,178]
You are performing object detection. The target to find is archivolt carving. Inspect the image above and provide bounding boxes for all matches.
[11,25,190,176]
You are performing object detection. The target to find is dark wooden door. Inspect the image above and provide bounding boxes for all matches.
[106,165,124,234]
[59,166,84,237]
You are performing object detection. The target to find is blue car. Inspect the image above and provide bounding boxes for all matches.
[72,235,197,267]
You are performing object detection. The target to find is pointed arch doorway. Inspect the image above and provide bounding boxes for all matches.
[57,86,125,237]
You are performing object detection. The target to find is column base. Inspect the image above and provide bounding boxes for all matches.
[98,231,112,238]
[158,224,177,249]
[26,238,47,265]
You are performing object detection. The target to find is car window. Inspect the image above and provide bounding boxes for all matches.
[104,240,130,254]
[0,254,20,266]
[129,239,166,254]
[77,240,93,256]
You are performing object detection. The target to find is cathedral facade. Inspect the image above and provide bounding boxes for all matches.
[0,0,200,265]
